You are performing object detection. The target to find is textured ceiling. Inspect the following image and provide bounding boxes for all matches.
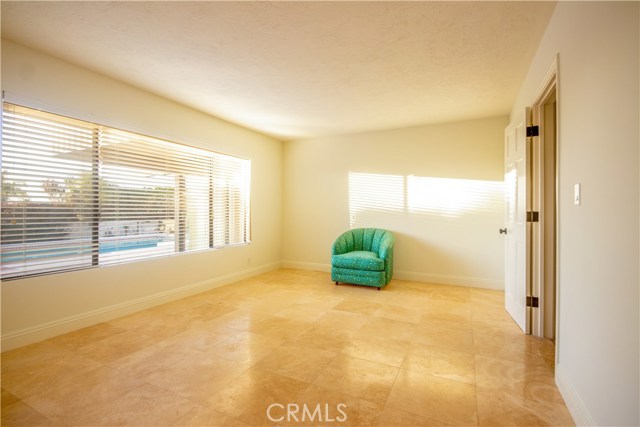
[1,1,556,140]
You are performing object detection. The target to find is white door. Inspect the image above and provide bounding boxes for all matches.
[504,117,530,333]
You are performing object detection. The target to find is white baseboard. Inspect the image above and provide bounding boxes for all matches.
[394,270,503,290]
[281,260,331,272]
[281,260,502,290]
[555,364,595,426]
[1,262,281,351]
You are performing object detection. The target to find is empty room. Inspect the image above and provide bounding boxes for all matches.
[1,1,638,426]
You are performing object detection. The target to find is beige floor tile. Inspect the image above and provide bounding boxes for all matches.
[472,317,524,337]
[76,329,159,364]
[421,300,473,322]
[340,336,409,367]
[373,303,422,324]
[286,325,356,353]
[1,388,20,409]
[274,303,329,322]
[387,368,478,426]
[475,355,555,387]
[472,305,515,324]
[207,366,311,426]
[146,354,250,406]
[381,291,432,311]
[354,316,417,345]
[312,354,399,406]
[418,317,474,333]
[291,383,382,427]
[375,407,449,427]
[173,404,250,426]
[211,331,286,365]
[243,297,303,315]
[535,337,557,362]
[0,269,572,427]
[425,285,472,303]
[255,345,337,383]
[110,340,249,402]
[210,309,276,331]
[1,400,55,426]
[403,346,476,384]
[107,339,206,384]
[160,321,245,352]
[3,348,103,400]
[248,316,314,341]
[475,356,565,405]
[299,294,346,310]
[2,341,75,375]
[83,383,201,426]
[22,365,145,425]
[477,388,574,426]
[47,322,127,351]
[412,323,475,354]
[332,298,383,316]
[473,333,552,367]
[180,301,238,322]
[314,310,370,332]
[108,310,205,339]
[470,288,505,304]
[151,295,236,316]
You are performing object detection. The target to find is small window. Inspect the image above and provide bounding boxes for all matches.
[1,103,251,279]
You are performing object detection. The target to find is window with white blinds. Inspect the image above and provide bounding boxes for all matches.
[1,103,251,279]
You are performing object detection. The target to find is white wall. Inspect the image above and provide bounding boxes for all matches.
[282,117,507,289]
[1,40,283,350]
[510,2,639,425]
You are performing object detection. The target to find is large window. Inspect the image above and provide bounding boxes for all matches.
[1,103,251,279]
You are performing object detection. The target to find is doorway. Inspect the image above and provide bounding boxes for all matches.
[503,60,558,344]
[531,65,558,341]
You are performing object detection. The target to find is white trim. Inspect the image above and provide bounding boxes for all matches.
[281,260,502,289]
[530,55,559,340]
[394,270,503,290]
[533,57,559,106]
[556,364,595,426]
[0,262,281,351]
[281,260,330,272]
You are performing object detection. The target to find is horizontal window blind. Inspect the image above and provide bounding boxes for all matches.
[1,103,251,279]
[213,154,251,247]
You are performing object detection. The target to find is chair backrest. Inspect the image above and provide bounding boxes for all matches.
[334,228,393,254]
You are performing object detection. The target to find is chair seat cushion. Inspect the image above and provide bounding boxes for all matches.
[331,250,384,271]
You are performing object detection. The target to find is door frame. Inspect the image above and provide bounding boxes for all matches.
[529,57,560,357]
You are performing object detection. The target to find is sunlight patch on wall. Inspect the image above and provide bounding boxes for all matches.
[348,172,404,228]
[407,176,504,218]
[348,172,504,227]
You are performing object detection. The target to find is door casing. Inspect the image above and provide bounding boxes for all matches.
[530,59,559,348]
[504,57,559,362]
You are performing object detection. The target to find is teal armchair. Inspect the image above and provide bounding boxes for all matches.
[331,228,394,289]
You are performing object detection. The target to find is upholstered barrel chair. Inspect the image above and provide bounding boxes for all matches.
[331,228,394,289]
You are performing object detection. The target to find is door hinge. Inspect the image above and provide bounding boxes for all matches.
[526,211,539,222]
[526,125,539,137]
[526,296,539,308]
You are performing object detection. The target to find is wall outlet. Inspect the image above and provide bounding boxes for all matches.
[574,183,581,206]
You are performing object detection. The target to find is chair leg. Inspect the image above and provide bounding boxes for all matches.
[335,281,339,286]
[377,287,380,291]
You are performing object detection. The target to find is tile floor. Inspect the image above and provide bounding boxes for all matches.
[1,269,574,426]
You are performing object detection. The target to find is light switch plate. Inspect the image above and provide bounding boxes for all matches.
[574,183,581,206]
